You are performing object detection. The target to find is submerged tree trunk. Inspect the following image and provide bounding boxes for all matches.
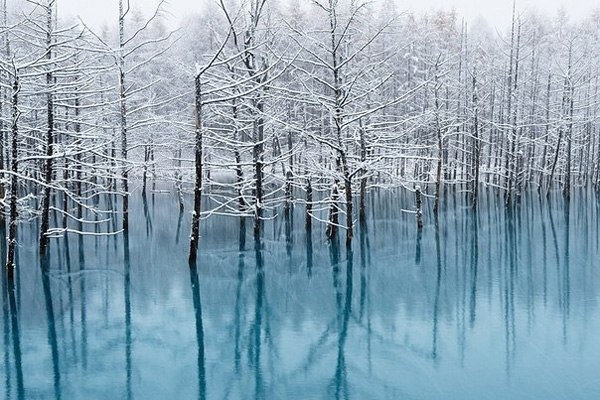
[415,185,424,230]
[231,91,246,212]
[306,176,312,231]
[39,1,55,255]
[359,121,367,226]
[539,73,551,189]
[119,0,129,232]
[6,74,18,280]
[563,43,574,201]
[253,97,265,236]
[472,67,480,208]
[433,59,443,215]
[326,183,340,240]
[504,0,518,206]
[343,175,353,246]
[189,74,203,264]
[0,0,6,207]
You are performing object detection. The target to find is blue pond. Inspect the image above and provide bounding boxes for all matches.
[2,188,600,399]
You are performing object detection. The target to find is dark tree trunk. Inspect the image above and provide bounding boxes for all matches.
[6,75,18,280]
[39,2,54,255]
[253,98,264,235]
[189,75,203,264]
[306,177,312,231]
[415,186,424,230]
[119,0,129,232]
[472,69,480,208]
[326,183,340,240]
[359,121,367,226]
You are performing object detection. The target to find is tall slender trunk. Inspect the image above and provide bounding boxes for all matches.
[506,8,521,205]
[306,176,312,231]
[39,1,54,255]
[433,59,443,214]
[231,88,245,211]
[504,0,517,205]
[119,0,129,231]
[0,2,5,205]
[189,75,203,264]
[472,67,480,208]
[563,43,574,200]
[253,97,264,235]
[6,74,18,280]
[359,120,367,225]
[326,181,340,240]
[539,72,551,188]
[328,3,352,245]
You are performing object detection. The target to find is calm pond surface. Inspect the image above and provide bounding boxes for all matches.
[2,188,600,399]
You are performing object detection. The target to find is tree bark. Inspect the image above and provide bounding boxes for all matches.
[189,75,203,264]
[6,74,19,280]
[39,0,54,255]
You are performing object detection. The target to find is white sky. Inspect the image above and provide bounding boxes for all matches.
[57,0,596,31]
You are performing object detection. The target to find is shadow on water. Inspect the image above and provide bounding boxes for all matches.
[3,189,600,399]
[358,222,369,321]
[2,221,24,400]
[469,209,478,328]
[142,191,153,238]
[40,254,61,400]
[306,226,313,278]
[124,232,132,400]
[251,228,266,400]
[234,218,246,373]
[415,223,422,264]
[175,206,184,245]
[333,241,353,400]
[562,198,571,344]
[504,203,517,378]
[358,223,373,374]
[188,258,206,400]
[78,234,88,371]
[432,214,442,362]
[285,205,292,262]
[2,223,12,399]
[7,273,24,400]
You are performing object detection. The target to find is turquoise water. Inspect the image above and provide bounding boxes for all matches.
[2,188,600,399]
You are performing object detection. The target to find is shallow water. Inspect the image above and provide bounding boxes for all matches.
[2,188,600,399]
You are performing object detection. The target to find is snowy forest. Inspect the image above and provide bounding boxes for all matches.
[1,0,599,266]
[4,0,600,399]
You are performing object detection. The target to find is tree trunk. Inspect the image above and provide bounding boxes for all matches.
[433,59,443,214]
[326,183,340,240]
[39,1,54,255]
[189,75,203,264]
[472,68,480,208]
[359,121,367,226]
[6,74,19,280]
[563,43,574,200]
[253,97,264,235]
[119,0,129,231]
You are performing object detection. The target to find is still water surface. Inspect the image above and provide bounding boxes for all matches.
[2,189,600,399]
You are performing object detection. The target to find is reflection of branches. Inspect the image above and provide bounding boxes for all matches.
[5,265,24,398]
[123,232,132,400]
[40,256,62,399]
[562,200,570,344]
[348,313,435,361]
[251,231,265,399]
[331,245,353,400]
[234,218,247,373]
[469,210,479,329]
[188,263,206,400]
[504,207,517,378]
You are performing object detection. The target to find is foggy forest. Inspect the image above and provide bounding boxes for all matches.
[2,0,600,399]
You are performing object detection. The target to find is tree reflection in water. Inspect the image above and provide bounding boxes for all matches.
[1,189,599,399]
